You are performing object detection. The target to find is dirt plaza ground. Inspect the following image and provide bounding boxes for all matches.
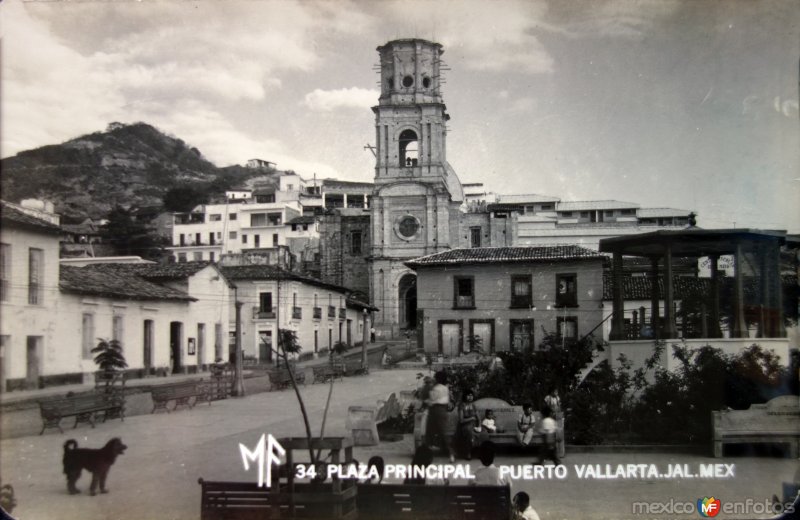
[0,364,797,520]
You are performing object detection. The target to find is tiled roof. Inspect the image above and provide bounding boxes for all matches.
[556,200,640,211]
[87,261,213,281]
[60,266,195,301]
[406,246,605,268]
[219,265,350,294]
[1,200,62,235]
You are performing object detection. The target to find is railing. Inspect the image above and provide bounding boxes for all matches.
[328,306,336,318]
[455,295,474,309]
[292,306,302,320]
[313,307,322,320]
[252,307,276,319]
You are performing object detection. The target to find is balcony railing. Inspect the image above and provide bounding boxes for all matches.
[292,306,302,320]
[328,306,336,319]
[455,295,474,309]
[252,307,276,319]
[313,307,322,320]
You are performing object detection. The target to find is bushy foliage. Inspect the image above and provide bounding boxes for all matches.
[92,338,128,373]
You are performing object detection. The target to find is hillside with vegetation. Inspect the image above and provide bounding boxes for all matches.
[1,122,275,222]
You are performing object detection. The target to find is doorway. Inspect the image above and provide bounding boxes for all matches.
[143,320,154,371]
[170,322,183,374]
[258,330,273,363]
[398,274,417,330]
[26,336,42,389]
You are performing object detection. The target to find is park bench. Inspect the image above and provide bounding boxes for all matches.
[38,392,125,434]
[151,380,210,413]
[712,394,800,457]
[312,363,345,384]
[347,393,403,446]
[357,483,511,520]
[268,365,307,390]
[343,359,369,376]
[413,397,565,458]
[197,479,508,520]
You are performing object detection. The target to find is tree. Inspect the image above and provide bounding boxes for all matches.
[102,206,161,259]
[162,185,208,213]
[91,338,128,373]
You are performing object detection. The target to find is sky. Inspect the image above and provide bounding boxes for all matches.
[2,0,798,231]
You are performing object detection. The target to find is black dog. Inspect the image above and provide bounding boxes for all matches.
[63,438,127,495]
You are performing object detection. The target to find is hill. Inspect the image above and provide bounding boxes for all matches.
[0,122,274,221]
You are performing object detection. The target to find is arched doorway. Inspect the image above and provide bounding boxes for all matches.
[398,274,417,330]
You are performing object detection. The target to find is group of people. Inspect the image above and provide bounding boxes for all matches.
[419,370,562,465]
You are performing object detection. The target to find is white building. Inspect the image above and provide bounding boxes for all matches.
[219,264,375,363]
[1,200,64,390]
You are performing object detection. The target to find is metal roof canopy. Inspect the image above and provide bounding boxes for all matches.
[598,228,789,257]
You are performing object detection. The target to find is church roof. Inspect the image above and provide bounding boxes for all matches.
[405,245,604,268]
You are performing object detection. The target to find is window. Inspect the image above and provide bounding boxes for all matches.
[560,211,573,217]
[510,275,532,308]
[82,313,95,359]
[510,320,534,351]
[28,248,43,305]
[399,129,419,166]
[352,231,362,255]
[251,213,266,227]
[524,205,535,214]
[242,234,248,244]
[209,214,222,221]
[178,253,187,263]
[259,292,273,313]
[540,204,554,211]
[229,231,237,239]
[557,317,578,341]
[291,224,297,232]
[180,233,186,246]
[254,235,260,248]
[556,273,577,307]
[470,227,481,248]
[209,252,215,263]
[453,276,475,308]
[272,234,279,246]
[621,209,635,216]
[580,212,590,218]
[605,210,614,217]
[229,213,237,220]
[303,224,308,231]
[286,184,294,191]
[0,243,9,302]
[112,315,124,343]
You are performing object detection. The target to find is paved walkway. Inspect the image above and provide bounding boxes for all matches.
[0,361,796,519]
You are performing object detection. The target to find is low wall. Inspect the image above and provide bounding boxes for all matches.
[607,338,792,374]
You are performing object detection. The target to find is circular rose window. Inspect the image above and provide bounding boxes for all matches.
[402,75,414,88]
[397,216,419,239]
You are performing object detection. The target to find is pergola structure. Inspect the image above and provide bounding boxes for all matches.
[599,229,794,341]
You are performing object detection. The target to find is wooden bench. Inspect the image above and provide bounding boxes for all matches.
[713,395,800,457]
[151,381,210,413]
[268,366,307,390]
[414,397,565,458]
[38,392,125,434]
[197,479,508,520]
[312,363,345,384]
[343,359,369,376]
[357,483,511,520]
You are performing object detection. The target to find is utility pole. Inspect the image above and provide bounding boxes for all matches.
[361,309,370,369]
[233,297,245,397]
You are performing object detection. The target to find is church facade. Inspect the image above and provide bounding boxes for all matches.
[368,39,466,337]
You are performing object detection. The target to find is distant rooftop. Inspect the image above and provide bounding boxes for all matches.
[637,208,692,218]
[1,200,62,235]
[496,194,560,204]
[557,200,640,211]
[406,245,605,268]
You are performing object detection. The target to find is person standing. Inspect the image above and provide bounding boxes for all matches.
[516,403,536,446]
[457,389,479,460]
[425,370,455,463]
[544,387,561,417]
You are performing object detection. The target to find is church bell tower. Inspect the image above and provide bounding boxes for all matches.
[369,39,464,337]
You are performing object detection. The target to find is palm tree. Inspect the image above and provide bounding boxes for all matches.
[92,338,128,373]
